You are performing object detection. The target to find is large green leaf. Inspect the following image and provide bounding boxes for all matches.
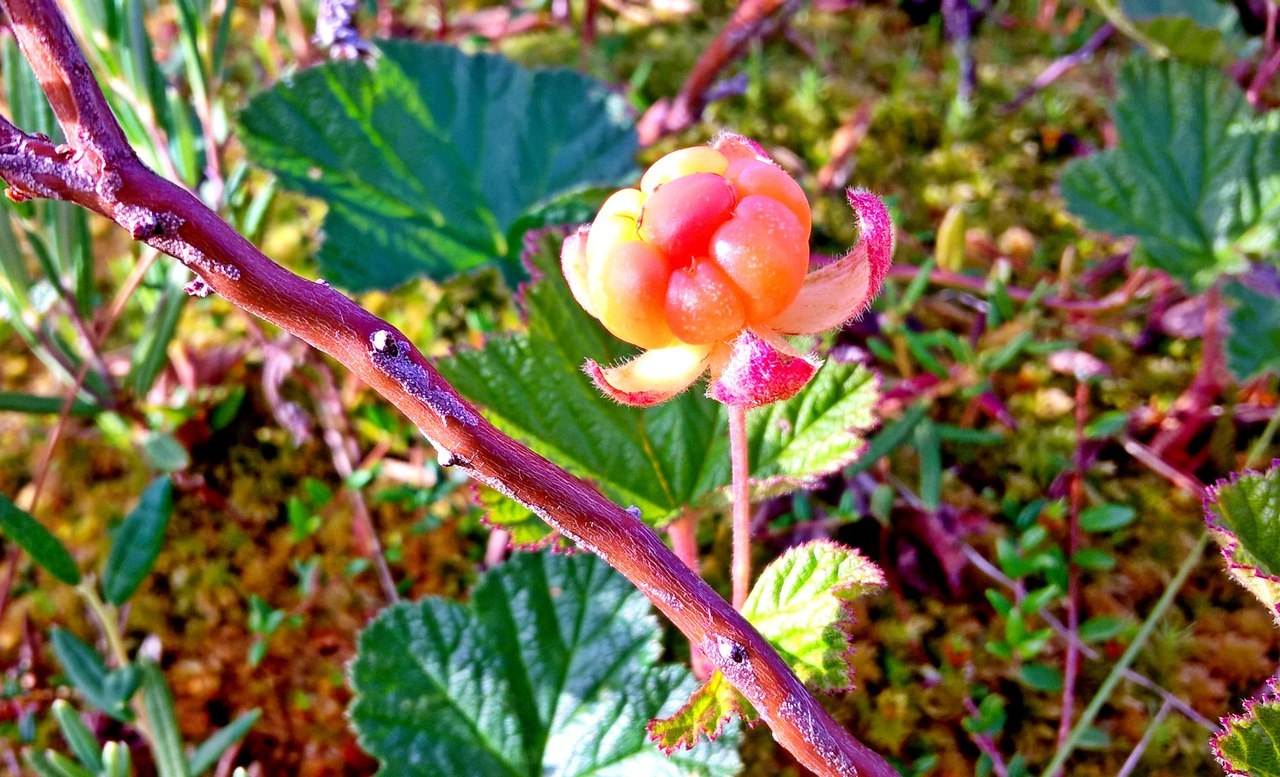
[1206,464,1280,621]
[650,541,885,751]
[440,231,880,539]
[240,41,637,291]
[348,550,740,776]
[1215,688,1280,777]
[1060,58,1280,290]
[0,493,80,585]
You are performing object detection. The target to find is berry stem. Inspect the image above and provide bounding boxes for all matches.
[729,403,752,609]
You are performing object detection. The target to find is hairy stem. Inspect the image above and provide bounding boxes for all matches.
[0,1,897,773]
[729,404,752,609]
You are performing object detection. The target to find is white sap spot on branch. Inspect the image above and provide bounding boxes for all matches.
[368,330,478,427]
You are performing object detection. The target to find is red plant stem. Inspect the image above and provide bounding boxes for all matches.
[729,404,752,610]
[668,511,710,678]
[0,2,898,774]
[1057,379,1089,755]
[637,0,795,144]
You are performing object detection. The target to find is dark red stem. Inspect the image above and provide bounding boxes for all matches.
[0,1,897,774]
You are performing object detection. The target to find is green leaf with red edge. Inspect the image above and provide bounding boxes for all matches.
[1214,681,1280,777]
[448,230,880,542]
[1205,463,1280,622]
[648,672,756,754]
[649,541,885,752]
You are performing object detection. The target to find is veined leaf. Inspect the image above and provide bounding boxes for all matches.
[650,541,884,751]
[1205,463,1280,621]
[444,231,880,541]
[349,550,740,776]
[1214,682,1280,777]
[1225,274,1280,381]
[240,41,637,291]
[1060,58,1280,290]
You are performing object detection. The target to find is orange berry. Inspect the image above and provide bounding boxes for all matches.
[724,159,811,237]
[711,195,808,322]
[592,241,674,349]
[665,259,746,344]
[639,173,736,262]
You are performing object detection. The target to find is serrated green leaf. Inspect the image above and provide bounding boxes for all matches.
[647,671,754,754]
[103,477,173,605]
[349,550,740,776]
[1226,278,1280,381]
[652,542,884,751]
[1206,464,1280,621]
[442,232,880,529]
[240,41,637,291]
[741,540,886,691]
[0,493,80,585]
[1060,58,1280,290]
[1215,689,1280,777]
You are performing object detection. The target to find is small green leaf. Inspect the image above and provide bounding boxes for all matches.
[51,700,103,771]
[1206,464,1280,619]
[1060,58,1280,290]
[1079,504,1136,533]
[140,660,190,777]
[50,629,133,722]
[0,391,96,416]
[240,41,637,291]
[187,710,260,775]
[141,432,190,473]
[741,540,886,691]
[1079,616,1129,643]
[653,542,885,750]
[1084,411,1129,440]
[103,477,173,605]
[0,493,79,585]
[1214,690,1280,776]
[475,486,559,550]
[349,550,740,776]
[1018,663,1063,692]
[1072,548,1116,571]
[647,672,754,754]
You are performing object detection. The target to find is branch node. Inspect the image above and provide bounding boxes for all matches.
[626,505,642,519]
